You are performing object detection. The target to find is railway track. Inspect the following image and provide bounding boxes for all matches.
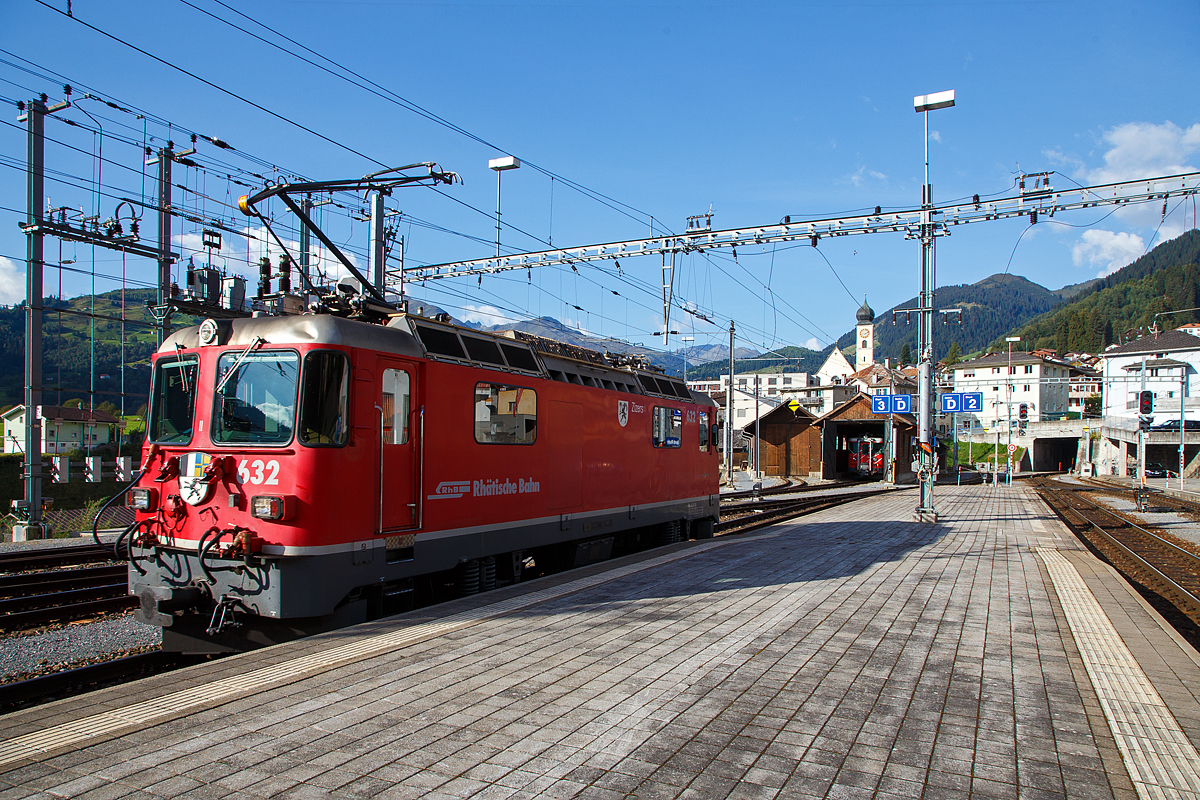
[0,545,136,633]
[1078,475,1200,517]
[1034,477,1200,628]
[0,651,209,714]
[720,477,893,505]
[718,485,905,535]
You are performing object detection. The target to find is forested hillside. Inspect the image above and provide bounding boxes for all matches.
[0,289,174,409]
[836,273,1065,362]
[1009,254,1200,353]
[684,345,828,380]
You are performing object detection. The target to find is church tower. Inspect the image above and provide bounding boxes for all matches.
[855,297,875,369]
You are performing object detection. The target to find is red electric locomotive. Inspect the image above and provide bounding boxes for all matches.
[848,436,884,476]
[127,311,720,651]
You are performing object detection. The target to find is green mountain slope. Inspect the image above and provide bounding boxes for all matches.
[837,273,1064,362]
[684,345,828,381]
[1005,234,1200,353]
[0,289,189,410]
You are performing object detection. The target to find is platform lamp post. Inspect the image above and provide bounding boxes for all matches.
[913,89,955,521]
[1006,336,1020,485]
[488,156,520,258]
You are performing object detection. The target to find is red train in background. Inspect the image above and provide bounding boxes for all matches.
[127,311,721,651]
[848,435,885,476]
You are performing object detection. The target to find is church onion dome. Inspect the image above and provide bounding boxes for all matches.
[856,297,874,324]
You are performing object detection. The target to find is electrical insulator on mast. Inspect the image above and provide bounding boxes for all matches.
[258,256,272,299]
[278,254,292,295]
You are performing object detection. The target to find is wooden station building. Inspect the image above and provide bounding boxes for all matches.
[745,393,918,482]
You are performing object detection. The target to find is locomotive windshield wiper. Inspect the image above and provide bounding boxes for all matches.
[215,337,265,395]
[173,343,190,395]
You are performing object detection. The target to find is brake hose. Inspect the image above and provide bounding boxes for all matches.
[92,467,145,557]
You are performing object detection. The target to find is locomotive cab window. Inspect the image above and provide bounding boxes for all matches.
[149,356,199,443]
[652,406,682,448]
[382,369,410,445]
[212,350,299,445]
[299,351,350,446]
[475,383,536,444]
[699,411,710,451]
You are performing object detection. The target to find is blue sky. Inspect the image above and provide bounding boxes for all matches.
[1,0,1198,358]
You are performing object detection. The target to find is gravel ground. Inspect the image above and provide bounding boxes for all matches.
[0,530,122,554]
[1090,493,1200,547]
[0,612,161,681]
[1,532,156,681]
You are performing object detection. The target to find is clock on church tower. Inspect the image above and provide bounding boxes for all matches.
[855,298,875,368]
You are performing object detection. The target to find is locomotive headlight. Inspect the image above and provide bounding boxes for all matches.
[250,495,292,521]
[128,487,157,511]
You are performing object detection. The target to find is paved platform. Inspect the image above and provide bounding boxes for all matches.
[3,485,1200,799]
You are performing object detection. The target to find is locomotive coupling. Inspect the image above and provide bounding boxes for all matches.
[135,584,208,627]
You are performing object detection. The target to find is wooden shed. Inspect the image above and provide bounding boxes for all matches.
[747,393,917,481]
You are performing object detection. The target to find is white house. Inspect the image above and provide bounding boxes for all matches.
[689,371,819,400]
[1099,329,1200,423]
[3,404,120,454]
[848,363,916,398]
[948,351,1073,430]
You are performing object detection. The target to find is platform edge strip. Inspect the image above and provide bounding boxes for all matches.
[1037,546,1200,798]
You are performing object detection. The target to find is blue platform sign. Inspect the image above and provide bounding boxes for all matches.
[962,392,983,412]
[940,392,962,413]
[871,394,914,414]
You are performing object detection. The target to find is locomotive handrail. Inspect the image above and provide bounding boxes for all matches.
[375,404,385,536]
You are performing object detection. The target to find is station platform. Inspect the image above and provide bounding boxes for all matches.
[3,484,1200,799]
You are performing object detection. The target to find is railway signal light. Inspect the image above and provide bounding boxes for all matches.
[1139,417,1152,432]
[1018,403,1028,422]
[1140,390,1154,415]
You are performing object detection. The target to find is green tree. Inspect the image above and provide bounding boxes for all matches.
[944,342,962,365]
[900,343,911,365]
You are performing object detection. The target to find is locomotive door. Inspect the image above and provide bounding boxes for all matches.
[378,360,420,532]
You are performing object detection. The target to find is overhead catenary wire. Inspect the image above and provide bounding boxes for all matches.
[177,0,667,234]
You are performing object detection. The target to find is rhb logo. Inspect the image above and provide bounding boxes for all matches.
[428,481,471,499]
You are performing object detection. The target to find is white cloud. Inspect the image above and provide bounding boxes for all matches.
[803,337,822,350]
[1042,146,1085,174]
[1087,121,1200,185]
[1072,229,1145,277]
[928,130,942,144]
[458,304,517,327]
[848,165,888,188]
[0,257,24,305]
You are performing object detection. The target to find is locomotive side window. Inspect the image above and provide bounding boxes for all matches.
[299,351,350,446]
[652,406,682,448]
[382,369,410,445]
[212,350,299,445]
[149,356,199,443]
[475,383,536,445]
[699,411,710,452]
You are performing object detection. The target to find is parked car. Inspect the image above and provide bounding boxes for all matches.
[1144,463,1175,478]
[1151,419,1200,431]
